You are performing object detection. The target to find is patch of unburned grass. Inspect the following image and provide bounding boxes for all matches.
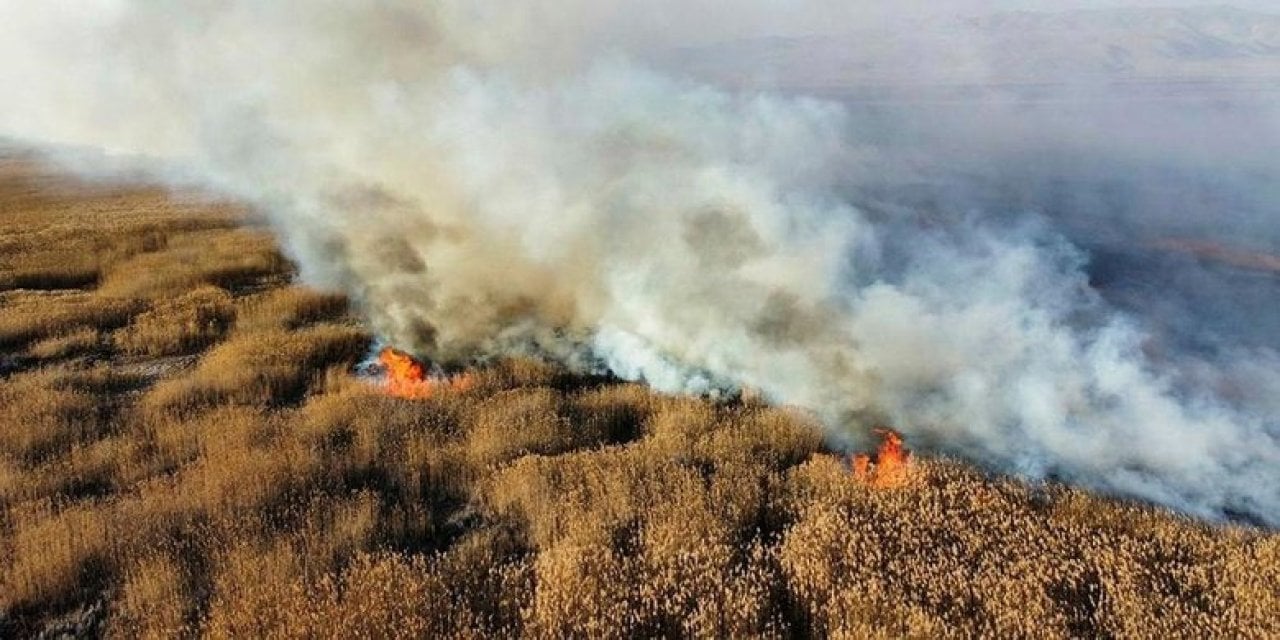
[141,325,370,416]
[0,293,141,350]
[114,286,236,357]
[27,327,103,360]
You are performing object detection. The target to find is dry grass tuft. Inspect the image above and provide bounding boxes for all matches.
[235,287,350,332]
[141,326,369,416]
[27,327,103,360]
[96,228,289,299]
[0,369,105,465]
[114,286,236,357]
[0,293,141,350]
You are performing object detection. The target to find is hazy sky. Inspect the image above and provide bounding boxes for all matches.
[567,1,1280,50]
[922,1,1276,10]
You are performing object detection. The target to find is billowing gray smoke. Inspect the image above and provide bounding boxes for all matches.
[2,2,1277,524]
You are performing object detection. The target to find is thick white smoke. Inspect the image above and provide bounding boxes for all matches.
[1,2,1277,524]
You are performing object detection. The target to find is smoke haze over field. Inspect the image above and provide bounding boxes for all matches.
[1,2,1277,524]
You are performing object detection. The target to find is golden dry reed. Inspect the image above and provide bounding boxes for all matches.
[0,157,1276,638]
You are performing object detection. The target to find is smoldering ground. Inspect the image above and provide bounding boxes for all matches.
[1,1,1277,524]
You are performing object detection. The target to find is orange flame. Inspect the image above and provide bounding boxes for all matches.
[377,347,475,399]
[852,428,911,488]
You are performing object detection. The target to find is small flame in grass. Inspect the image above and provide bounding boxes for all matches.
[377,347,475,399]
[853,428,911,488]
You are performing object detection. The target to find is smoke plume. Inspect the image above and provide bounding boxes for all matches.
[1,1,1277,524]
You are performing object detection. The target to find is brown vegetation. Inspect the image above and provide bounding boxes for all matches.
[1,156,1276,638]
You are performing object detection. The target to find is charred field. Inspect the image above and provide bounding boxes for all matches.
[0,158,1276,638]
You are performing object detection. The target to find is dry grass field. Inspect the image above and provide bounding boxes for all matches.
[0,154,1276,639]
